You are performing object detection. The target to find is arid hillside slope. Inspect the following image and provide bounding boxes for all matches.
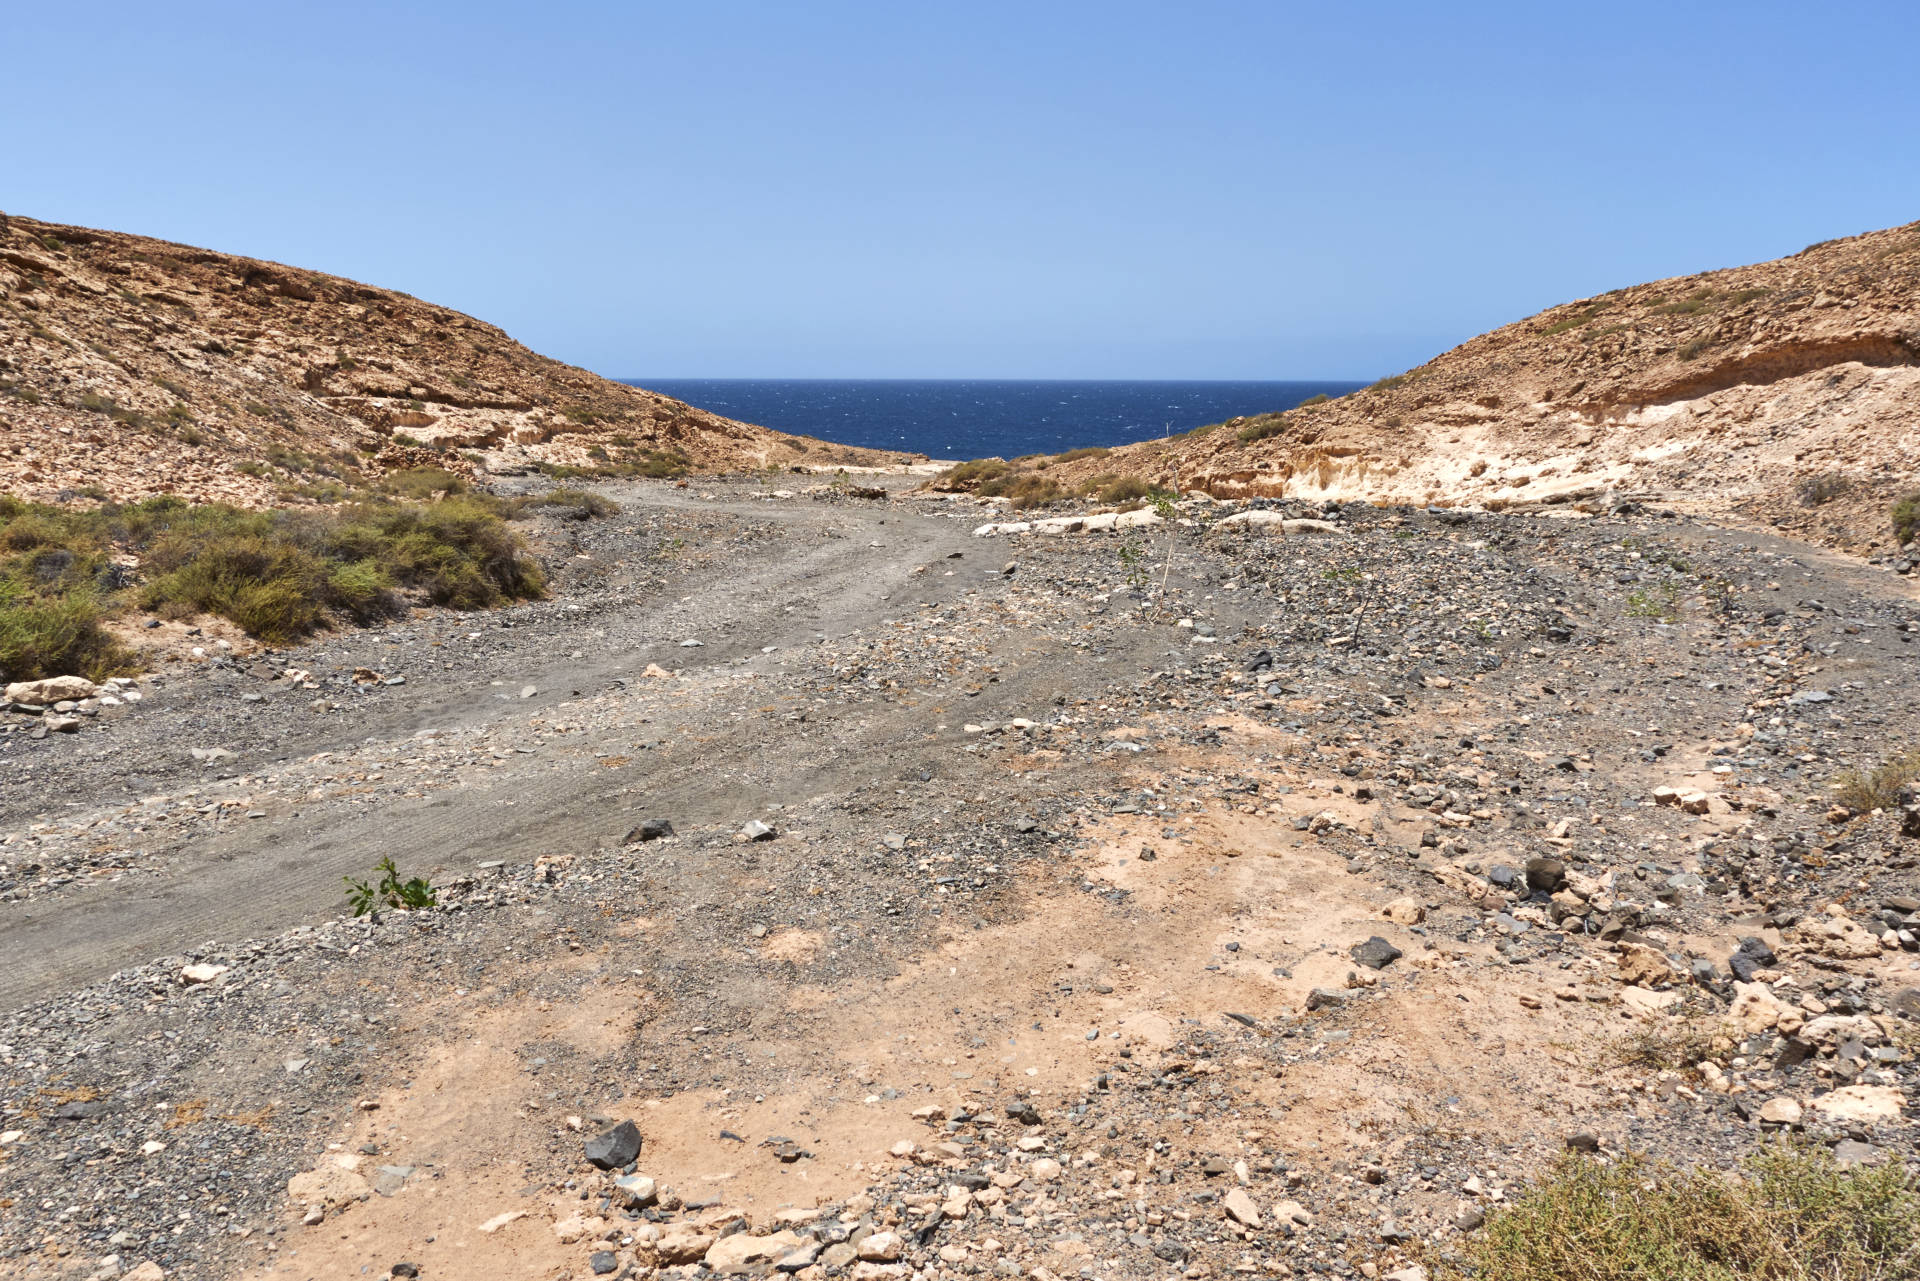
[1047,222,1920,555]
[0,212,886,506]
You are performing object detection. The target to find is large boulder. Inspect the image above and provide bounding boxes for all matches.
[1213,511,1345,536]
[705,1230,808,1272]
[5,675,100,705]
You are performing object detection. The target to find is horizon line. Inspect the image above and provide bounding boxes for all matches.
[615,375,1378,385]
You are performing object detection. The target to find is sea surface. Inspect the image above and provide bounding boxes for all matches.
[627,379,1364,460]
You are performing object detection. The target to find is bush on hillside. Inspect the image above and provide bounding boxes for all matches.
[1894,492,1920,545]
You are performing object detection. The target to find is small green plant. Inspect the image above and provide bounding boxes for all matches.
[1321,565,1362,583]
[344,856,437,915]
[1235,416,1288,443]
[1626,580,1682,622]
[1117,539,1148,590]
[1892,493,1919,545]
[1368,373,1412,392]
[1678,337,1714,361]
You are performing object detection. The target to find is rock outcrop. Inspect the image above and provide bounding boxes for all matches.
[1043,221,1920,556]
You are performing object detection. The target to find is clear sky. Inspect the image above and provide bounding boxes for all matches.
[6,1,1917,380]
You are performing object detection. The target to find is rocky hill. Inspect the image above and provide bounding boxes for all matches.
[1042,222,1920,557]
[0,212,889,507]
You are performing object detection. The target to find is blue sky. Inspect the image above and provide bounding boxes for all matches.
[6,1,1917,379]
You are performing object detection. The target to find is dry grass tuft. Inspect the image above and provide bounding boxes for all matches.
[1453,1146,1920,1281]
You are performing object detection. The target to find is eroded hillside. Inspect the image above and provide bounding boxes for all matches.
[0,212,890,507]
[1039,223,1920,558]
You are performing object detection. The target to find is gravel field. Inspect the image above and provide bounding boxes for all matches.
[2,476,1917,1281]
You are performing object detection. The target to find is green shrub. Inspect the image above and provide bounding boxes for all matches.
[1053,446,1110,463]
[1093,475,1153,505]
[1236,417,1288,444]
[979,472,1063,509]
[636,449,690,478]
[0,492,543,670]
[937,458,1013,489]
[378,467,466,499]
[1893,493,1919,545]
[1453,1147,1920,1281]
[0,587,131,683]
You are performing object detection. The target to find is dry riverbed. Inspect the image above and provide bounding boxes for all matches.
[2,477,1918,1281]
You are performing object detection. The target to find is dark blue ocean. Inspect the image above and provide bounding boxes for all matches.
[626,380,1363,460]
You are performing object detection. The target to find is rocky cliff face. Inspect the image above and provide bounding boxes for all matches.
[0,213,885,506]
[1052,222,1920,556]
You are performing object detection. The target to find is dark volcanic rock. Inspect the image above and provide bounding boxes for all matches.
[584,1120,643,1170]
[1351,936,1402,970]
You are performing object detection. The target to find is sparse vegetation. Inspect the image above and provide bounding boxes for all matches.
[1052,446,1110,463]
[1832,747,1920,813]
[516,488,620,520]
[1367,373,1412,392]
[987,473,1065,509]
[1543,302,1612,336]
[938,458,1013,489]
[1452,1147,1920,1281]
[0,492,546,675]
[1236,416,1288,444]
[1797,472,1852,507]
[344,856,437,915]
[1086,474,1152,506]
[1893,493,1919,545]
[1616,1010,1724,1072]
[377,467,466,500]
[1679,337,1714,361]
[1626,580,1682,621]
